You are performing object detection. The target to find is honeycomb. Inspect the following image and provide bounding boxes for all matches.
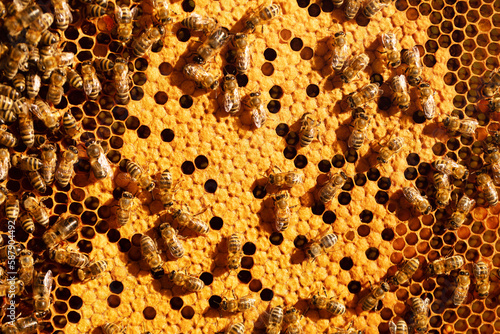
[0,0,500,333]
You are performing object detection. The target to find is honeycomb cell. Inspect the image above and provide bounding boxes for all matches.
[143,306,157,320]
[347,280,361,294]
[161,129,175,142]
[159,62,173,76]
[176,28,191,42]
[262,63,274,76]
[269,232,284,245]
[331,154,346,168]
[154,92,168,105]
[438,35,452,48]
[181,161,195,175]
[249,279,263,292]
[311,202,325,215]
[268,100,281,113]
[260,288,274,301]
[290,38,304,51]
[284,146,297,159]
[181,306,195,319]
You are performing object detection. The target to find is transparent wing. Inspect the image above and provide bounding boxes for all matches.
[422,94,436,119]
[97,151,113,179]
[43,270,53,297]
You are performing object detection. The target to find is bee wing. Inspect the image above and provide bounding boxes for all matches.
[421,94,436,119]
[64,2,73,22]
[43,270,54,296]
[252,107,267,128]
[83,79,93,96]
[130,6,139,20]
[388,320,397,334]
[411,45,422,67]
[93,77,102,93]
[97,152,113,179]
[223,92,235,114]
[115,5,123,21]
[399,74,408,92]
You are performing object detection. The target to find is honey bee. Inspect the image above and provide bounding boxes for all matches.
[389,319,408,334]
[12,154,42,171]
[158,169,176,208]
[14,99,34,148]
[0,315,39,334]
[481,69,500,98]
[26,73,41,99]
[125,160,155,192]
[4,43,28,80]
[410,297,429,334]
[62,111,80,137]
[94,57,115,72]
[477,172,498,206]
[20,212,35,234]
[361,281,390,311]
[390,257,419,286]
[417,82,436,119]
[33,270,53,317]
[131,26,165,58]
[88,4,106,18]
[244,2,281,33]
[33,98,60,130]
[448,194,475,230]
[77,260,108,281]
[34,135,47,147]
[331,31,350,73]
[25,13,54,45]
[47,68,66,105]
[340,53,369,83]
[452,270,470,305]
[432,157,469,180]
[168,269,205,291]
[115,6,137,42]
[13,73,26,92]
[0,83,20,100]
[220,290,255,313]
[39,143,57,184]
[0,2,4,18]
[489,94,500,113]
[51,0,72,30]
[309,285,346,315]
[48,247,90,268]
[86,140,113,180]
[402,46,423,86]
[116,191,134,227]
[344,0,362,19]
[380,32,401,68]
[267,166,304,188]
[181,14,217,33]
[442,115,478,137]
[113,57,131,104]
[377,137,405,164]
[193,26,230,64]
[82,60,101,100]
[0,148,10,181]
[0,279,24,297]
[266,305,284,334]
[426,255,464,276]
[249,91,268,128]
[28,170,47,193]
[18,250,34,286]
[227,233,243,271]
[183,63,219,90]
[5,5,42,40]
[299,113,320,147]
[140,235,164,277]
[364,0,390,17]
[222,74,241,115]
[56,145,79,187]
[402,186,431,215]
[102,322,127,334]
[166,203,210,235]
[0,243,23,261]
[473,261,490,299]
[0,127,18,147]
[232,33,250,75]
[348,113,370,150]
[43,215,81,249]
[5,193,20,221]
[21,192,49,227]
[0,95,14,113]
[153,0,172,25]
[67,68,83,89]
[272,190,296,232]
[40,30,60,46]
[159,223,184,259]
[306,233,338,261]
[433,172,451,208]
[318,171,348,204]
[283,307,302,334]
[346,82,382,109]
[225,322,245,334]
[390,75,410,110]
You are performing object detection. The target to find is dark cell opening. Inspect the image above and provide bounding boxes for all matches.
[269,232,284,245]
[268,100,281,113]
[264,48,277,61]
[209,217,223,230]
[208,295,221,310]
[67,311,81,323]
[290,38,304,51]
[179,95,193,108]
[322,0,334,11]
[237,270,252,283]
[331,154,346,168]
[249,279,263,292]
[284,146,297,160]
[137,125,151,139]
[367,168,381,181]
[171,297,184,310]
[370,74,384,85]
[107,295,121,308]
[360,210,374,223]
[181,161,195,175]
[306,84,320,97]
[270,85,284,99]
[56,288,71,300]
[181,306,195,319]
[161,129,175,142]
[69,296,83,310]
[378,177,392,190]
[159,62,173,76]
[135,58,149,71]
[53,316,67,328]
[311,202,325,215]
[375,191,389,204]
[404,167,418,180]
[200,272,214,286]
[407,153,420,166]
[109,281,124,294]
[236,74,248,87]
[378,96,392,110]
[355,14,370,27]
[260,288,274,301]
[318,160,332,173]
[297,0,310,7]
[382,228,395,241]
[194,155,209,169]
[154,92,168,105]
[182,0,195,12]
[77,240,93,254]
[348,280,362,294]
[252,185,267,199]
[243,242,257,255]
[366,247,380,260]
[413,110,427,123]
[204,179,218,193]
[345,148,358,163]
[342,178,354,191]
[340,257,354,270]
[308,4,321,16]
[286,132,299,145]
[143,306,157,320]
[294,235,308,248]
[125,116,140,130]
[176,28,191,42]
[338,192,351,205]
[418,162,432,175]
[130,87,144,101]
[118,238,132,252]
[294,155,308,169]
[323,211,336,224]
[276,123,289,137]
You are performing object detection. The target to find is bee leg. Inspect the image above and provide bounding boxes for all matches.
[232,289,237,299]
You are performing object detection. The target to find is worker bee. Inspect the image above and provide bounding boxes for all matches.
[113,57,131,104]
[77,259,108,281]
[21,192,49,227]
[88,4,106,18]
[319,171,348,204]
[131,26,165,58]
[48,247,90,268]
[224,322,245,334]
[426,255,464,276]
[102,322,127,334]
[417,82,436,119]
[166,204,210,235]
[115,6,137,42]
[249,91,268,128]
[0,243,23,261]
[227,233,243,271]
[0,148,9,182]
[158,169,176,208]
[266,305,284,334]
[433,172,451,208]
[0,314,39,334]
[0,186,7,206]
[272,190,296,232]
[95,57,115,72]
[402,46,423,86]
[182,14,217,33]
[283,307,303,334]
[47,68,66,105]
[481,69,500,98]
[125,160,155,192]
[20,212,35,234]
[67,68,83,89]
[55,146,79,187]
[33,270,53,317]
[306,233,338,261]
[4,43,28,80]
[168,269,205,291]
[86,140,113,180]
[183,63,219,90]
[34,135,47,148]
[380,32,401,68]
[82,60,101,100]
[309,285,346,315]
[390,75,411,110]
[28,170,47,193]
[153,0,172,25]
[432,157,469,180]
[442,115,478,137]
[361,281,390,311]
[43,215,81,249]
[18,250,34,286]
[244,2,281,33]
[489,94,500,113]
[452,270,470,305]
[448,194,475,230]
[473,261,490,299]
[0,83,20,100]
[140,235,164,277]
[222,74,241,115]
[377,137,405,164]
[364,0,390,17]
[12,155,43,171]
[14,99,34,148]
[231,33,250,75]
[389,319,408,334]
[340,53,369,83]
[40,30,60,46]
[390,257,419,286]
[331,31,350,73]
[5,193,20,221]
[298,113,320,147]
[346,82,382,109]
[348,113,370,150]
[193,26,230,64]
[33,98,60,130]
[51,0,72,30]
[0,95,14,113]
[220,291,255,312]
[159,223,184,259]
[0,127,18,147]
[267,166,304,188]
[477,172,498,206]
[62,111,80,137]
[5,5,41,40]
[116,191,134,227]
[25,16,53,46]
[40,143,57,184]
[13,73,26,92]
[26,73,42,99]
[403,186,431,215]
[0,279,24,297]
